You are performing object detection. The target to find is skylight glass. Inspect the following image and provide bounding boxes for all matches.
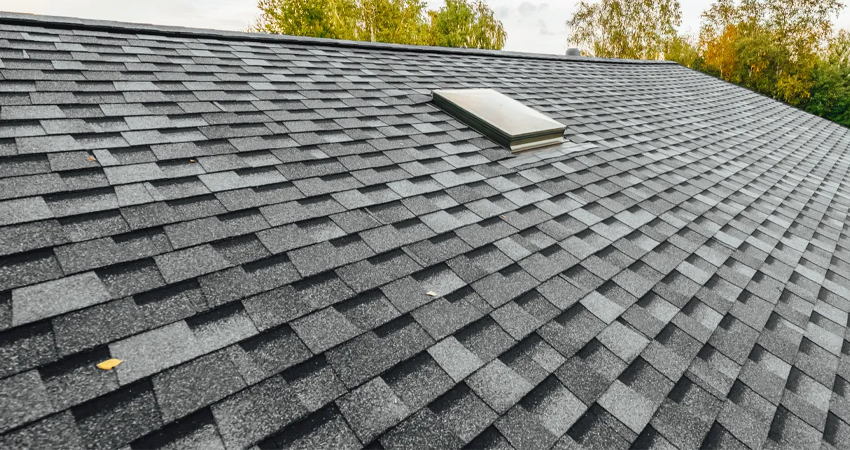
[432,88,566,153]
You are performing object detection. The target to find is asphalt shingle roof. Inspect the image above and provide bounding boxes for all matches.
[1,11,850,450]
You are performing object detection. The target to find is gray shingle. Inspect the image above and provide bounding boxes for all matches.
[383,352,454,410]
[326,315,434,388]
[152,350,246,422]
[282,356,347,413]
[495,406,557,450]
[288,236,375,277]
[467,359,533,414]
[52,297,148,356]
[381,408,464,450]
[109,321,203,385]
[130,410,226,450]
[269,405,361,450]
[0,249,64,292]
[261,195,345,226]
[187,303,258,353]
[580,291,626,324]
[0,321,57,379]
[415,289,485,336]
[520,376,584,437]
[53,228,171,274]
[243,273,354,331]
[0,411,83,450]
[0,197,53,226]
[73,381,163,450]
[429,384,498,443]
[336,250,423,293]
[211,375,306,450]
[234,324,312,380]
[39,347,120,411]
[12,271,112,325]
[360,219,436,254]
[0,370,54,433]
[428,337,484,382]
[336,377,410,444]
[154,244,230,284]
[597,380,656,434]
[291,307,360,354]
[0,220,68,257]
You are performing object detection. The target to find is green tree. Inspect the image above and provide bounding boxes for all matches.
[251,0,506,50]
[251,0,357,39]
[356,0,429,44]
[807,30,850,126]
[665,34,703,69]
[428,0,507,50]
[566,0,682,59]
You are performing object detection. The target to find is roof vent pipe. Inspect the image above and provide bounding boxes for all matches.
[566,48,582,56]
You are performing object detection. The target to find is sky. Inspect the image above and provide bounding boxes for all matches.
[1,0,849,55]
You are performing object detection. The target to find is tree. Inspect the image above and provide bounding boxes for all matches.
[251,0,506,50]
[251,0,357,39]
[566,0,682,59]
[428,0,507,50]
[697,0,844,107]
[665,34,703,70]
[699,0,743,78]
[356,0,429,44]
[807,30,850,126]
[567,0,848,128]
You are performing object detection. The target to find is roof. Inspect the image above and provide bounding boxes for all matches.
[1,11,849,450]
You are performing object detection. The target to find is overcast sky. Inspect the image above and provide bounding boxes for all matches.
[2,0,849,55]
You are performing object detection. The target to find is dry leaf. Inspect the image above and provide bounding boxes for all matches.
[189,159,196,163]
[97,359,122,370]
[86,155,96,162]
[426,291,437,297]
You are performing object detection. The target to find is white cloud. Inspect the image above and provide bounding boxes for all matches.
[2,0,848,55]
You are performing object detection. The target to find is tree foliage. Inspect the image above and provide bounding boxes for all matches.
[356,0,429,45]
[428,0,507,50]
[696,0,847,117]
[251,0,506,49]
[567,0,850,127]
[566,0,682,59]
[252,0,358,40]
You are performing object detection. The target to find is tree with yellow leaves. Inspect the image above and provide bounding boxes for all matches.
[567,0,849,127]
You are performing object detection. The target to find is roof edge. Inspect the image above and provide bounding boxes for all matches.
[0,11,677,65]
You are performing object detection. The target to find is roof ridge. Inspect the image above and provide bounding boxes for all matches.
[0,10,677,65]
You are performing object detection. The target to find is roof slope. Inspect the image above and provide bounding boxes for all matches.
[1,12,850,450]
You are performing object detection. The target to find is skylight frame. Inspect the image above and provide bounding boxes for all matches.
[432,88,566,153]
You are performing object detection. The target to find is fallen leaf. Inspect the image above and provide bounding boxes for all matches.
[426,291,437,297]
[97,359,122,370]
[86,155,96,162]
[189,159,196,163]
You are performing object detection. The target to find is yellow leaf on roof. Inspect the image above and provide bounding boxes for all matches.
[86,155,96,162]
[97,359,122,370]
[426,291,437,297]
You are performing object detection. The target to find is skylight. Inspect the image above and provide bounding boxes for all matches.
[432,88,566,153]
